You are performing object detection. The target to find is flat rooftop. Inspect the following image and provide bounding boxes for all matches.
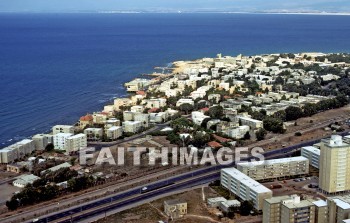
[302,146,320,155]
[313,200,327,207]
[237,156,308,167]
[221,168,272,194]
[282,199,314,209]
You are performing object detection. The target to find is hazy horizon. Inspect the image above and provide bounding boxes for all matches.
[0,0,349,13]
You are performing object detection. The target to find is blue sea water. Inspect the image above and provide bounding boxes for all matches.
[0,13,350,147]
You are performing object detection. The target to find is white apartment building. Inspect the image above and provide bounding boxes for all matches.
[124,78,151,92]
[144,98,167,109]
[114,98,133,111]
[0,139,36,164]
[237,116,263,129]
[226,125,250,139]
[122,121,142,133]
[106,126,123,140]
[191,111,210,126]
[208,94,221,103]
[32,134,53,150]
[0,149,15,164]
[237,157,309,181]
[104,118,120,129]
[134,113,150,127]
[92,112,108,124]
[150,112,168,123]
[221,168,272,210]
[65,133,87,153]
[301,146,320,169]
[53,133,73,150]
[52,125,74,135]
[130,105,144,113]
[123,111,135,121]
[84,128,103,141]
[176,98,195,107]
[103,105,115,117]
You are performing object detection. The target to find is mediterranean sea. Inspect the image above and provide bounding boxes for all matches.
[1,13,350,147]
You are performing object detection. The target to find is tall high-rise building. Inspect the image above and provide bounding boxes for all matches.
[319,135,350,194]
[263,195,316,223]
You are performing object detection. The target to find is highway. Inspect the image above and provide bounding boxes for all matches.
[20,132,350,223]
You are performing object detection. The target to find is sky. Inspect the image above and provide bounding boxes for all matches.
[0,0,349,12]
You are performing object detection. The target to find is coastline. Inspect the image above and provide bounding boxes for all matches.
[0,51,348,148]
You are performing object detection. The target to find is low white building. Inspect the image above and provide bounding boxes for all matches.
[103,105,115,117]
[123,121,142,133]
[150,112,168,123]
[32,134,53,150]
[220,200,241,213]
[208,94,221,103]
[134,113,150,127]
[84,128,103,141]
[0,139,36,164]
[52,125,74,135]
[176,98,195,107]
[237,156,309,180]
[93,112,108,124]
[301,146,320,169]
[130,105,144,113]
[191,111,210,126]
[13,174,40,188]
[207,197,227,208]
[226,125,250,139]
[114,98,133,111]
[65,133,87,153]
[144,98,167,109]
[238,116,263,129]
[124,78,151,92]
[106,126,123,140]
[221,168,272,210]
[53,133,73,150]
[104,118,120,129]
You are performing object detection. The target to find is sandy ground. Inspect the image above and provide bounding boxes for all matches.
[97,187,224,223]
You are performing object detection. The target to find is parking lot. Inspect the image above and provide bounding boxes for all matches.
[262,176,324,199]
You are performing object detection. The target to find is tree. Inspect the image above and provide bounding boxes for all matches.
[275,76,284,85]
[206,106,224,119]
[179,103,194,115]
[256,128,267,141]
[170,117,192,132]
[285,106,303,121]
[303,103,318,117]
[240,200,254,216]
[244,132,251,140]
[263,117,285,134]
[45,143,54,152]
[192,132,210,147]
[6,198,19,211]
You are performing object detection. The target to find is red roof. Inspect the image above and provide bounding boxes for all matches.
[207,141,223,148]
[136,90,146,96]
[213,134,232,143]
[80,114,93,121]
[148,108,159,113]
[201,107,209,112]
[256,92,263,95]
[223,96,232,99]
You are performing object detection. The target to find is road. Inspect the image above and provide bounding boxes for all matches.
[8,132,349,223]
[249,115,347,149]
